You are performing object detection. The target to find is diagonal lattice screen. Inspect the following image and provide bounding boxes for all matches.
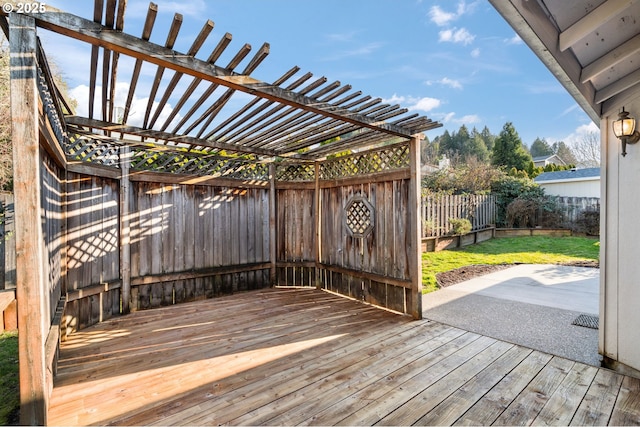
[320,144,409,180]
[345,195,374,238]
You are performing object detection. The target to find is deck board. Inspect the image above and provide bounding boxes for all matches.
[48,288,640,426]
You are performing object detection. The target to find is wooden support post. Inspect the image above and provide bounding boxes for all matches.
[314,162,321,289]
[408,136,423,319]
[269,163,277,285]
[120,146,131,314]
[10,13,49,425]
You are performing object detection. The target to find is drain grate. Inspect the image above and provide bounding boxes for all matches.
[572,314,599,329]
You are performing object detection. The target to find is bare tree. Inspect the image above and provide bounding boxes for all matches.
[572,131,600,167]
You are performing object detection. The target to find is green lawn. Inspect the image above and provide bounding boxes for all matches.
[0,330,19,425]
[422,236,600,293]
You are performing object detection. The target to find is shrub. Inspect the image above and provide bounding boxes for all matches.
[505,198,537,228]
[491,175,545,226]
[448,218,472,235]
[422,220,436,236]
[505,195,563,228]
[573,206,600,236]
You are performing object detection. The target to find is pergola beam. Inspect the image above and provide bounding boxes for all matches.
[22,8,416,139]
[65,116,280,157]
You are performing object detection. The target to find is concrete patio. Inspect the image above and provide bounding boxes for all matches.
[423,264,601,366]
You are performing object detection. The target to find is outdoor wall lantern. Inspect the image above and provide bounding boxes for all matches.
[612,107,640,156]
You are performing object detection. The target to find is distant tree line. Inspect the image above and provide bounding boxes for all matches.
[420,121,601,227]
[420,121,599,173]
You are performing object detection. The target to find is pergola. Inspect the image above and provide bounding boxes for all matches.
[2,1,440,423]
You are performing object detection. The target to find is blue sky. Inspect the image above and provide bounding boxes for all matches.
[41,0,598,148]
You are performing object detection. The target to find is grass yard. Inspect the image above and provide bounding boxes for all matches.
[422,236,600,293]
[0,330,19,425]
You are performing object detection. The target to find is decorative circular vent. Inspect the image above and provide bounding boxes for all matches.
[345,195,374,237]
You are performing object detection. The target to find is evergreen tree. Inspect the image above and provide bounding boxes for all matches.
[492,122,532,171]
[468,127,490,162]
[420,135,439,165]
[552,140,578,164]
[437,130,454,156]
[480,126,495,151]
[530,137,554,157]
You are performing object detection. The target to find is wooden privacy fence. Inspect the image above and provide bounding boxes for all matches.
[421,193,496,237]
[552,196,600,223]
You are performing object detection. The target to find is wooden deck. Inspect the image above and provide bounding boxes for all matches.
[49,288,640,426]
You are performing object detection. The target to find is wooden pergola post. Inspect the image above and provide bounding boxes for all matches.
[120,145,131,314]
[269,163,277,285]
[408,135,423,319]
[10,12,49,425]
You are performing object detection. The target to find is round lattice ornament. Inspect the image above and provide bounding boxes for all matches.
[344,195,374,237]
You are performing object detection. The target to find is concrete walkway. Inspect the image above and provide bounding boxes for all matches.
[423,264,601,366]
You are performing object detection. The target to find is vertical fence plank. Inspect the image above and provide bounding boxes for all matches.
[420,193,499,237]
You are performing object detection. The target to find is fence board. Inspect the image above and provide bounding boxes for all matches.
[421,193,496,237]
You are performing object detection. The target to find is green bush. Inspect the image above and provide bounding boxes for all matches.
[573,206,600,236]
[448,218,472,235]
[491,175,545,226]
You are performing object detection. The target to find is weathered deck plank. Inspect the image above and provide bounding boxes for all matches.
[48,288,640,426]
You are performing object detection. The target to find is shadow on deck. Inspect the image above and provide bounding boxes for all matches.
[49,288,640,426]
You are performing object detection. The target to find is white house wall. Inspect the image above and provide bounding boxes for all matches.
[601,100,640,376]
[538,180,600,198]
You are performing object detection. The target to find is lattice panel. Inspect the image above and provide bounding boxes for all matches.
[276,163,315,182]
[37,67,66,145]
[345,195,374,238]
[64,137,121,167]
[130,148,269,180]
[320,144,410,180]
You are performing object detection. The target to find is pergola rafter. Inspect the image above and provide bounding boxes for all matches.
[3,1,440,159]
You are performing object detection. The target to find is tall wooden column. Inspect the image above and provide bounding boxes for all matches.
[120,146,131,314]
[10,13,49,425]
[314,162,321,289]
[408,136,423,319]
[269,163,277,285]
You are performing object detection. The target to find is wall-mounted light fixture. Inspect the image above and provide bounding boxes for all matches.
[612,107,640,156]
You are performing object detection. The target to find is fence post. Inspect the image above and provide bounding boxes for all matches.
[10,13,49,425]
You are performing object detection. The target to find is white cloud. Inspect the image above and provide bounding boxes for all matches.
[381,94,407,104]
[560,104,579,117]
[563,122,600,145]
[439,112,480,125]
[505,34,523,45]
[410,97,441,112]
[429,5,457,26]
[470,48,481,58]
[454,114,481,125]
[439,28,475,45]
[426,77,463,89]
[428,1,479,26]
[441,112,456,123]
[382,94,441,112]
[440,77,463,90]
[70,82,182,130]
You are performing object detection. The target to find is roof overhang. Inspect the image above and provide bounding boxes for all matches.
[490,0,640,123]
